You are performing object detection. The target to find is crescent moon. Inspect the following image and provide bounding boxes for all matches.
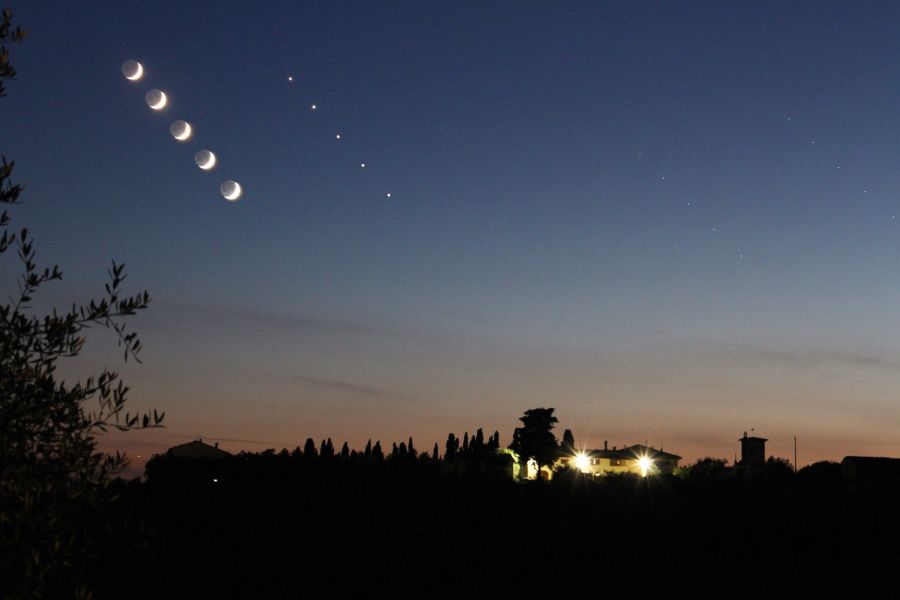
[195,150,216,171]
[170,120,192,141]
[220,180,243,201]
[146,89,167,110]
[123,60,143,81]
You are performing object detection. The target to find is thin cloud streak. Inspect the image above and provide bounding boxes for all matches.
[154,299,418,340]
[700,342,900,375]
[293,374,416,403]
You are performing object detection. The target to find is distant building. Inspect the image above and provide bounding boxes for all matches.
[558,441,681,477]
[144,439,232,483]
[841,456,900,486]
[738,432,767,467]
[165,439,231,460]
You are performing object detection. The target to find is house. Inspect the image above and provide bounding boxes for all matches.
[144,439,231,484]
[164,438,231,460]
[557,441,681,477]
[841,456,900,487]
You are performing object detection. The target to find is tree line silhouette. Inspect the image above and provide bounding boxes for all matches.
[253,427,504,464]
[119,441,900,599]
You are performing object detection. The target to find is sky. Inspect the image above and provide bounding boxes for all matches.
[5,1,900,473]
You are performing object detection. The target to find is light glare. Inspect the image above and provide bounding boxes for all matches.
[574,453,590,473]
[638,456,653,477]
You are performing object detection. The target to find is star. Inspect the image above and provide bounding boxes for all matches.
[287,75,293,82]
[311,104,317,111]
[335,133,341,140]
[360,163,366,168]
[386,193,391,198]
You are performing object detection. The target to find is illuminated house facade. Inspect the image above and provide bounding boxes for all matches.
[558,442,682,477]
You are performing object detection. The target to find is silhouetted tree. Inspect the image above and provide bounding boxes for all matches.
[364,439,372,458]
[372,441,384,461]
[762,456,795,483]
[688,457,728,479]
[561,429,575,454]
[432,443,439,461]
[408,436,415,456]
[304,438,318,457]
[509,408,559,479]
[798,460,842,492]
[474,428,484,452]
[445,433,459,461]
[340,442,350,460]
[463,431,469,453]
[0,14,163,597]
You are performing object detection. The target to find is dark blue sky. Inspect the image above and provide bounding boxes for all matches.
[6,1,900,468]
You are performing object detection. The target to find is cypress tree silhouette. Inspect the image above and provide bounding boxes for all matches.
[340,442,350,460]
[432,443,439,461]
[304,438,318,457]
[474,428,485,452]
[317,438,335,459]
[463,432,469,453]
[408,437,415,457]
[372,441,384,461]
[561,429,575,454]
[445,433,459,461]
[364,439,372,457]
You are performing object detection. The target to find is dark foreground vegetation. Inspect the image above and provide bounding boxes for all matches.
[73,454,900,598]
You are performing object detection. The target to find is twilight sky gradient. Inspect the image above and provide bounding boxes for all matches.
[6,1,900,472]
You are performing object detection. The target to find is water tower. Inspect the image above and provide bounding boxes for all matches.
[739,431,767,467]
